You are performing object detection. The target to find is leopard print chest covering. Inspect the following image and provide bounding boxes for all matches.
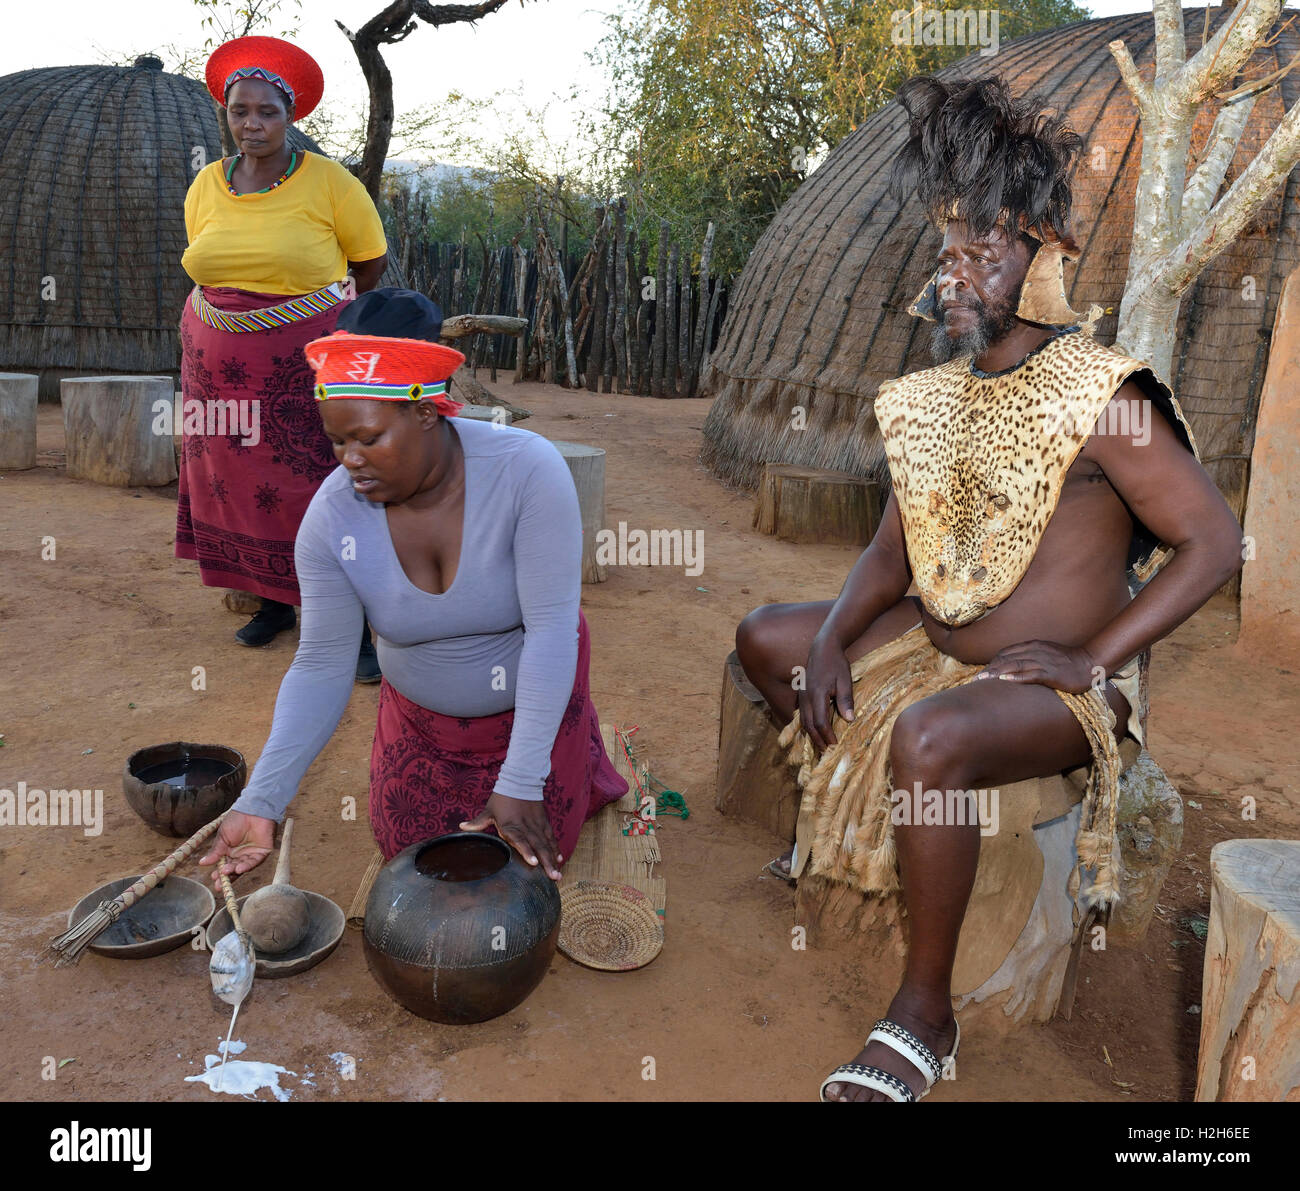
[874,329,1199,628]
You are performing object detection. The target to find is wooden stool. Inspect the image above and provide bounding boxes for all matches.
[1196,840,1300,1101]
[0,372,38,470]
[716,651,799,838]
[60,375,177,486]
[753,464,879,546]
[715,649,1183,1025]
[552,440,607,584]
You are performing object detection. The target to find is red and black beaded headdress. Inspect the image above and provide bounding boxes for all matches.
[206,35,325,120]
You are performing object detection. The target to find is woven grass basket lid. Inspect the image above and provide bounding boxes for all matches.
[558,880,663,971]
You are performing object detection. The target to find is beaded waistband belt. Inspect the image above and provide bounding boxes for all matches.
[189,283,346,333]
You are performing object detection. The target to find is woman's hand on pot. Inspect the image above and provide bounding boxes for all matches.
[198,811,276,888]
[461,793,561,881]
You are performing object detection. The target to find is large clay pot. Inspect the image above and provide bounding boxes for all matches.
[363,833,561,1024]
[123,742,246,837]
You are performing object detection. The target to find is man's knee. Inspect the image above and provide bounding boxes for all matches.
[890,701,975,785]
[735,604,781,682]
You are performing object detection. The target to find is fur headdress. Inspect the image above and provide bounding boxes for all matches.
[889,75,1100,329]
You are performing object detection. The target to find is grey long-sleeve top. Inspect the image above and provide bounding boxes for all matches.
[231,417,582,822]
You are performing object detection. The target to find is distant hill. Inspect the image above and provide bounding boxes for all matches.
[384,159,484,190]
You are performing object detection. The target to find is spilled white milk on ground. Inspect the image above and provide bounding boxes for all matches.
[184,1038,298,1101]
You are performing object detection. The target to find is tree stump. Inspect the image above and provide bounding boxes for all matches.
[60,376,177,486]
[753,464,879,546]
[552,441,607,584]
[450,371,530,424]
[1195,840,1300,1101]
[715,651,799,838]
[457,403,513,425]
[713,654,1180,1025]
[0,373,38,470]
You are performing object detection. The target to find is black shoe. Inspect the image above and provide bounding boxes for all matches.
[235,600,296,646]
[356,622,382,683]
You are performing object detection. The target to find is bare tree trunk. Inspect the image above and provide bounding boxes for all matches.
[664,242,679,398]
[624,224,637,392]
[570,247,599,361]
[613,198,628,393]
[602,216,618,394]
[469,234,496,372]
[687,221,716,397]
[490,244,509,381]
[534,210,578,388]
[636,234,650,396]
[1109,0,1300,376]
[651,222,668,398]
[678,250,692,397]
[512,218,531,384]
[699,271,724,382]
[338,0,511,201]
[585,210,610,391]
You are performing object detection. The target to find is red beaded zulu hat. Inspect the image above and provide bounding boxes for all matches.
[306,288,466,415]
[304,334,466,415]
[206,35,325,120]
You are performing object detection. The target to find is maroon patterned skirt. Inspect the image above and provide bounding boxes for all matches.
[368,613,628,862]
[175,286,345,604]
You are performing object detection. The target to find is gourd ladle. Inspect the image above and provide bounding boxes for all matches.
[209,870,256,1091]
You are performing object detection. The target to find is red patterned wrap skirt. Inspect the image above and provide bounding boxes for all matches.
[175,285,346,604]
[368,612,628,862]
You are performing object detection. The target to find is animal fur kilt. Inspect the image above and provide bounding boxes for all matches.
[777,624,1124,911]
[368,612,629,862]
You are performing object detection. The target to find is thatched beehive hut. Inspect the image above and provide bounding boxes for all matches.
[0,55,323,399]
[700,9,1300,525]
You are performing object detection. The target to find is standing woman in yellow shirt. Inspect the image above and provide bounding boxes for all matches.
[177,36,388,677]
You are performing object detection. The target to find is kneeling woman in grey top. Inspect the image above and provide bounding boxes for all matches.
[200,288,627,883]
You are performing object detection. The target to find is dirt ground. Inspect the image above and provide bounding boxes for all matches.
[1,384,1297,1103]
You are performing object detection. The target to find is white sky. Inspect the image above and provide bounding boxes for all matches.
[0,2,1249,165]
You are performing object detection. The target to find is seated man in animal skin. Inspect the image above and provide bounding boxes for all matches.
[735,75,1243,1103]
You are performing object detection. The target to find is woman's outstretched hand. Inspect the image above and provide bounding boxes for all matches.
[198,810,276,889]
[461,793,562,881]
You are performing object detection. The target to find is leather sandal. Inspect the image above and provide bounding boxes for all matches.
[819,1017,960,1102]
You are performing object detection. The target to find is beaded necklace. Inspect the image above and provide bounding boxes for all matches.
[225,151,297,196]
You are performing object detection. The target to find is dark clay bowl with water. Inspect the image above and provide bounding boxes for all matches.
[123,742,246,837]
[69,875,215,959]
[363,832,562,1025]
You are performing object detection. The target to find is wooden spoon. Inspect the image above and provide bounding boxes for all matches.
[239,818,311,955]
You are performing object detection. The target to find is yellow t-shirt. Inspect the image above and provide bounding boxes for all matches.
[182,152,388,296]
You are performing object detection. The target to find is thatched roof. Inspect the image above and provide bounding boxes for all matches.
[700,9,1300,523]
[0,56,322,397]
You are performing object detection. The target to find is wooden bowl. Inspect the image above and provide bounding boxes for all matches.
[68,875,215,958]
[206,890,345,978]
[123,742,246,837]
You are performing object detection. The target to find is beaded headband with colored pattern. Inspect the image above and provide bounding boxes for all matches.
[224,66,296,105]
[312,378,450,402]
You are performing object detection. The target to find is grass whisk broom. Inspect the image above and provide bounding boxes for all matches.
[45,811,230,966]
